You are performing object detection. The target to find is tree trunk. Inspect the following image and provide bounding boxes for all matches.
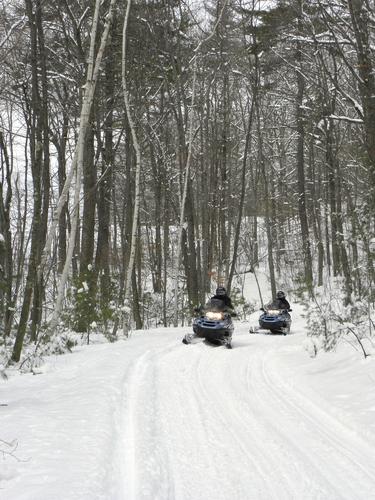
[347,0,375,212]
[256,101,276,297]
[12,0,46,361]
[228,98,255,293]
[121,0,142,335]
[295,12,313,292]
[95,49,114,324]
[0,131,13,336]
[30,0,50,342]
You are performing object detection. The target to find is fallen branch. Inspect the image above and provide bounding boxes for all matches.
[346,326,370,359]
[0,439,27,462]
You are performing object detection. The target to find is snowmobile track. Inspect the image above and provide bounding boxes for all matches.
[119,326,375,500]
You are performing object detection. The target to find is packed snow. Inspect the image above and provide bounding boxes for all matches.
[1,280,375,499]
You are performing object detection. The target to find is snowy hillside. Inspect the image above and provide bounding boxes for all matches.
[1,303,375,500]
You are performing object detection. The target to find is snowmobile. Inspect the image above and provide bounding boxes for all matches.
[249,303,292,335]
[182,298,235,348]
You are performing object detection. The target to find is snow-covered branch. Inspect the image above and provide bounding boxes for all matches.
[0,16,26,49]
[328,114,363,124]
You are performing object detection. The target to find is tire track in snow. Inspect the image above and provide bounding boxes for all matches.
[240,331,375,500]
[245,343,345,498]
[194,331,360,499]
[192,348,282,500]
[121,351,149,500]
[193,341,307,499]
[121,339,230,500]
[120,328,375,500]
[259,347,375,499]
[124,339,276,500]
[155,342,244,500]
[121,342,179,500]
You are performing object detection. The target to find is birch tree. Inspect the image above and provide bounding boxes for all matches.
[120,0,142,335]
[49,0,119,329]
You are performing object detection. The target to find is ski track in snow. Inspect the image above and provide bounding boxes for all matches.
[119,321,375,500]
[2,308,375,500]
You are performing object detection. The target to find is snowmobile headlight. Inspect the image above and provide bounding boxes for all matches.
[206,311,224,320]
[267,309,281,315]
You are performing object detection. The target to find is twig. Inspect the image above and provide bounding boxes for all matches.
[346,326,370,359]
[0,439,28,462]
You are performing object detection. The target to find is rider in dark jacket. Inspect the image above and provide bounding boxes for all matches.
[211,286,234,310]
[272,290,290,310]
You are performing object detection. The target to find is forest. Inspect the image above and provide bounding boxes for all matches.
[0,0,374,366]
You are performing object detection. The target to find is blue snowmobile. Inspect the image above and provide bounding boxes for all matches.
[250,302,292,335]
[182,298,235,348]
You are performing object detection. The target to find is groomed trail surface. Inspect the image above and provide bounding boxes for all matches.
[2,305,375,500]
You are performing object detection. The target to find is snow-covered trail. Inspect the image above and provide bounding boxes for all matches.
[119,314,375,500]
[2,305,375,500]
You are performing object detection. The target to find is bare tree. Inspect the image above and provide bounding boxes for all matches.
[120,0,142,335]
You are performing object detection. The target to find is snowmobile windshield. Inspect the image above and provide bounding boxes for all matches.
[266,300,288,311]
[266,301,282,310]
[205,298,226,311]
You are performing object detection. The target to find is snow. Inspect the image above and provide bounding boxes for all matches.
[1,279,375,499]
[2,326,375,499]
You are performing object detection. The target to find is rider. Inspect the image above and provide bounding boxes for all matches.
[272,290,290,311]
[211,286,234,310]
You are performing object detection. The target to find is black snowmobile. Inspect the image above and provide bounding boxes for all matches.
[182,298,235,348]
[249,302,292,335]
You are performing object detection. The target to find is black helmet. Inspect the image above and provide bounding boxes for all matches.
[216,286,226,296]
[276,290,285,299]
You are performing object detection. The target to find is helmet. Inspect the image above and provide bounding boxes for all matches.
[216,286,226,296]
[276,290,285,299]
